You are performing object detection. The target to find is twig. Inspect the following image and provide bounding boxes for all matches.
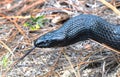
[0,15,31,19]
[17,0,46,15]
[2,47,36,77]
[0,40,14,56]
[99,0,120,16]
[0,13,26,37]
[90,39,120,54]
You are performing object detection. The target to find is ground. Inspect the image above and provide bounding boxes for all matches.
[0,0,120,77]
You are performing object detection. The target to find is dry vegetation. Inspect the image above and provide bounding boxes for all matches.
[0,0,120,77]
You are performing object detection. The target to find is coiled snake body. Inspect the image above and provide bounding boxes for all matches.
[34,14,120,50]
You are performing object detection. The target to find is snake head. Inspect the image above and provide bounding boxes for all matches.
[34,31,65,48]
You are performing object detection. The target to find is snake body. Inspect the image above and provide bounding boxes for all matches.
[34,14,120,50]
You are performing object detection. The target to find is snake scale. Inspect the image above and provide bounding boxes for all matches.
[34,14,120,50]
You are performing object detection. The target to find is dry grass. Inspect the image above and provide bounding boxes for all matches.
[0,0,120,77]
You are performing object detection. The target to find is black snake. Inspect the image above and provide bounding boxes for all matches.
[34,14,120,50]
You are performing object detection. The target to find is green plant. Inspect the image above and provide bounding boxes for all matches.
[24,15,48,31]
[1,54,9,68]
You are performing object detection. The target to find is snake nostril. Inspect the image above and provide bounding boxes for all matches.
[34,14,120,50]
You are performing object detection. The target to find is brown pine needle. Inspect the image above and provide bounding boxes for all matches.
[99,0,120,16]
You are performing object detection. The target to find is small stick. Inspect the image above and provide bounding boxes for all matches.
[2,46,36,77]
[90,39,120,54]
[99,0,120,16]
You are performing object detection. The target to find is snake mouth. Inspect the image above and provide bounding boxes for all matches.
[34,14,120,50]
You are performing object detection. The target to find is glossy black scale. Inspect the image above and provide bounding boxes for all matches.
[34,14,120,50]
